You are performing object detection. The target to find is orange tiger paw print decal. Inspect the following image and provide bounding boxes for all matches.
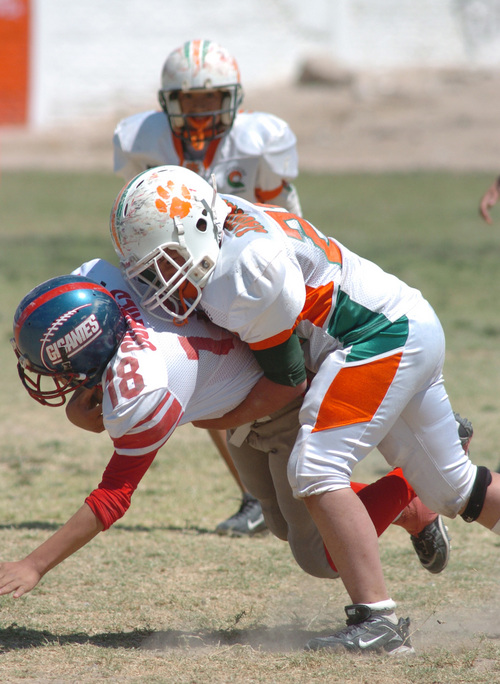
[155,181,193,219]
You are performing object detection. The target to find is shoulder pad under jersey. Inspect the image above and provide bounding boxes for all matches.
[229,111,298,175]
[113,110,170,155]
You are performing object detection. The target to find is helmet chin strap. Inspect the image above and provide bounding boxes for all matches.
[173,285,191,327]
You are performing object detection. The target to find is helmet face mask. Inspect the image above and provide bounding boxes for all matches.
[12,276,127,406]
[125,242,205,320]
[158,39,243,146]
[110,166,229,321]
[13,344,86,407]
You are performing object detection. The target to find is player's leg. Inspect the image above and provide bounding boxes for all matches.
[382,412,472,573]
[380,386,475,517]
[206,428,266,537]
[382,381,500,534]
[292,302,448,653]
[226,428,288,540]
[289,350,412,604]
[236,398,438,578]
[474,471,500,530]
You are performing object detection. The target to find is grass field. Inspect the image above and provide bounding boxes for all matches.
[1,170,500,683]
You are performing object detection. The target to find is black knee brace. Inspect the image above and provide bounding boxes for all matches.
[460,465,492,523]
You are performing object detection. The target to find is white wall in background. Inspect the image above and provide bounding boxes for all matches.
[29,0,500,127]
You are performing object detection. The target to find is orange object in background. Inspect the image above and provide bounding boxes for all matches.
[0,0,30,125]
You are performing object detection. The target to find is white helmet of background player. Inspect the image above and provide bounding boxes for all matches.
[158,39,243,145]
[110,165,230,320]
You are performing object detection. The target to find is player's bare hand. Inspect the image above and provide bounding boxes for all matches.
[66,386,104,433]
[0,560,41,598]
[479,177,500,224]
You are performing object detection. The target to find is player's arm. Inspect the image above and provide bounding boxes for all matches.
[193,374,305,429]
[0,444,160,599]
[256,182,302,216]
[251,112,302,215]
[479,175,500,224]
[250,330,306,386]
[0,504,103,598]
[193,333,307,429]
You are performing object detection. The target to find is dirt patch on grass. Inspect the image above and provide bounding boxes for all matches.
[139,605,500,655]
[412,603,500,654]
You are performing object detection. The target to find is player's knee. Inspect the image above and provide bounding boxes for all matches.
[260,502,288,540]
[288,533,339,579]
[292,552,338,579]
[460,465,492,523]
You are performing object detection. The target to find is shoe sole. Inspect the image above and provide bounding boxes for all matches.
[424,516,451,574]
[305,640,416,656]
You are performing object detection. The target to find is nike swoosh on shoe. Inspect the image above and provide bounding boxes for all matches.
[247,514,265,530]
[358,632,396,649]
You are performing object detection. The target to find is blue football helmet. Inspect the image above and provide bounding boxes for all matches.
[12,275,127,406]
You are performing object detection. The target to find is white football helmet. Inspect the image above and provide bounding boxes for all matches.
[158,39,243,144]
[110,165,230,320]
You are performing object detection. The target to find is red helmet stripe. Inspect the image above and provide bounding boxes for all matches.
[14,281,110,344]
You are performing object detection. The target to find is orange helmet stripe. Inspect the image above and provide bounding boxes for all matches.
[190,39,201,72]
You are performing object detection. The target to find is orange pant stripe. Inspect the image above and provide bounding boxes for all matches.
[312,351,403,432]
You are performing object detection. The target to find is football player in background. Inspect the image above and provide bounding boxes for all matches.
[112,38,302,536]
[1,263,446,603]
[109,165,493,656]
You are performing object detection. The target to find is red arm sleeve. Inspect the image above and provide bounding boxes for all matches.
[85,449,157,530]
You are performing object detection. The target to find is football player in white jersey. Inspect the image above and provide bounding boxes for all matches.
[113,39,303,535]
[109,165,500,656]
[1,261,440,599]
[113,39,301,215]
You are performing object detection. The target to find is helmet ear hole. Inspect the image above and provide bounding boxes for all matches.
[196,218,208,232]
[84,367,99,385]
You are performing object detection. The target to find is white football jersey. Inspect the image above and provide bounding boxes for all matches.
[198,197,424,372]
[73,259,262,456]
[113,109,298,204]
